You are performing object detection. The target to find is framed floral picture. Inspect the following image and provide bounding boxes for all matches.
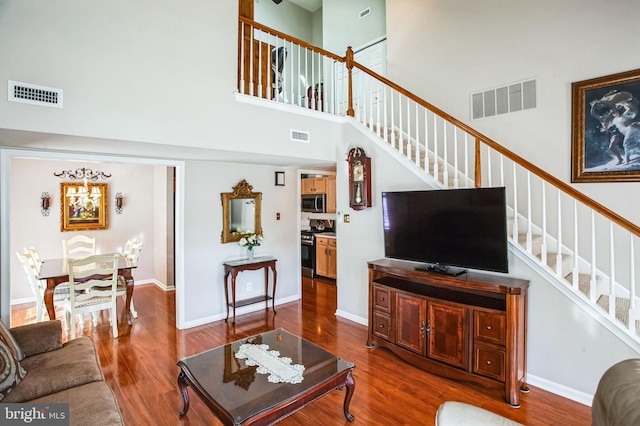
[571,68,640,182]
[60,182,109,231]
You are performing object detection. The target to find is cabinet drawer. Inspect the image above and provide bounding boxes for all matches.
[372,286,391,312]
[474,346,505,382]
[328,238,337,248]
[372,312,392,341]
[474,311,506,346]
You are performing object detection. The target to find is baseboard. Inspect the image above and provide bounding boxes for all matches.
[335,309,367,326]
[526,373,593,407]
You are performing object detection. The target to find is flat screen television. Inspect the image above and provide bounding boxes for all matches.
[381,187,509,275]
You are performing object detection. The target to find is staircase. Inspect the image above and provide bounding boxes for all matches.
[238,17,640,350]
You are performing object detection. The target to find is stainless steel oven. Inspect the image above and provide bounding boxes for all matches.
[301,231,315,277]
[301,194,326,213]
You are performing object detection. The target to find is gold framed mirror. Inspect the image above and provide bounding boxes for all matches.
[221,179,262,243]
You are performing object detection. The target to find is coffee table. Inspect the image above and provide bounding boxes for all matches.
[177,328,355,425]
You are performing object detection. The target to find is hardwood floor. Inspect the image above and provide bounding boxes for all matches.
[11,277,591,425]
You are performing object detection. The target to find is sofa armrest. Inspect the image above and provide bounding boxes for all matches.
[10,320,63,357]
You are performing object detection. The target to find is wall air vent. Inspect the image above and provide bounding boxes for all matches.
[8,80,63,108]
[471,78,536,120]
[359,7,371,19]
[291,129,310,143]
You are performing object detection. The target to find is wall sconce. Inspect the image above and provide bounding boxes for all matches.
[40,192,51,216]
[275,171,285,186]
[115,193,123,214]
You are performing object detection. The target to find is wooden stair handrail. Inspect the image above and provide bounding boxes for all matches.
[239,17,345,63]
[238,18,640,238]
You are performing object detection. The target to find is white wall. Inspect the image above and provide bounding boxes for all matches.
[323,0,386,53]
[385,0,640,227]
[9,158,166,302]
[182,160,299,326]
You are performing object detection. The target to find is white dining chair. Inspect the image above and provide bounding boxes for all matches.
[118,238,143,319]
[64,254,120,339]
[16,250,70,322]
[62,235,96,260]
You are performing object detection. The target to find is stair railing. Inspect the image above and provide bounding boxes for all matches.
[238,18,640,339]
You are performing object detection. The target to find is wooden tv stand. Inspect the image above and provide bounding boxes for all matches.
[367,259,529,407]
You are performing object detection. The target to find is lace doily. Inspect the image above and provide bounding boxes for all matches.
[235,343,305,384]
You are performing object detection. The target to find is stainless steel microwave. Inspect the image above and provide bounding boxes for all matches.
[301,194,326,213]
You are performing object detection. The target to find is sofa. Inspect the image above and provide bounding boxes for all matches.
[0,319,123,425]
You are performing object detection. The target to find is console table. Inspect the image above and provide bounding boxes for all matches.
[367,258,529,407]
[223,256,277,325]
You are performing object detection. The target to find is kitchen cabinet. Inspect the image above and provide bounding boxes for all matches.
[301,177,326,194]
[315,236,337,279]
[325,176,336,213]
[367,258,528,407]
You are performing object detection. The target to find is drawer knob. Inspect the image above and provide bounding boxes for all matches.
[379,297,385,302]
[486,325,492,330]
[379,324,384,328]
[486,360,492,365]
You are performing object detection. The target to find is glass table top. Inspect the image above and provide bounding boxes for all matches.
[178,328,354,424]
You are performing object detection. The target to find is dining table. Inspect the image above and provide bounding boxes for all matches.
[37,253,136,325]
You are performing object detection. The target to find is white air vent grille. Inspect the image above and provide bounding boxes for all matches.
[291,129,310,143]
[359,7,371,19]
[471,78,536,120]
[8,80,63,108]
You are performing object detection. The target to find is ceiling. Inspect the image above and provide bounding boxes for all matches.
[286,0,322,13]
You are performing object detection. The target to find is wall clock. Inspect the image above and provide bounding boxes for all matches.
[346,147,372,210]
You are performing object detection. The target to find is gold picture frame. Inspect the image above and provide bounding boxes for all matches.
[60,182,109,232]
[571,68,640,182]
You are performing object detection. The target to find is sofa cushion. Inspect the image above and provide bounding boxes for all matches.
[2,336,103,402]
[0,337,27,400]
[0,320,25,361]
[10,320,63,358]
[30,381,124,426]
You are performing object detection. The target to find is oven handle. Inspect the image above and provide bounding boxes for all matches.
[301,240,314,246]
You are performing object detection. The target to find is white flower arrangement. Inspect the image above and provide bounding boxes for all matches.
[238,232,262,250]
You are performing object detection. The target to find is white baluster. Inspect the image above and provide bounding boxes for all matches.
[398,94,403,154]
[526,172,532,253]
[590,211,597,302]
[463,133,469,186]
[629,236,636,332]
[248,27,255,96]
[369,78,375,130]
[512,163,518,243]
[541,182,548,267]
[376,80,382,137]
[239,23,246,93]
[433,115,439,182]
[453,127,459,188]
[487,146,492,187]
[414,104,420,166]
[556,191,563,276]
[424,110,430,174]
[572,200,579,289]
[443,122,449,188]
[609,222,616,318]
[406,98,411,158]
[383,86,388,142]
[390,91,395,149]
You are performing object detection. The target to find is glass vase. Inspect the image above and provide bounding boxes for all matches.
[247,247,254,260]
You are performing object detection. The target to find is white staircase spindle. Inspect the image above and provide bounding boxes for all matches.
[369,79,375,130]
[629,236,636,332]
[526,172,532,253]
[406,97,411,158]
[249,28,255,96]
[512,163,518,243]
[453,127,459,188]
[590,211,597,302]
[487,147,492,187]
[390,91,395,149]
[376,80,382,137]
[398,95,403,154]
[541,182,548,267]
[443,122,449,188]
[424,110,430,174]
[556,191,563,277]
[257,31,263,97]
[463,133,469,186]
[239,23,246,93]
[500,155,505,187]
[433,115,439,182]
[572,200,579,289]
[609,221,616,318]
[414,104,420,167]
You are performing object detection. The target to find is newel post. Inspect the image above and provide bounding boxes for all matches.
[346,46,355,117]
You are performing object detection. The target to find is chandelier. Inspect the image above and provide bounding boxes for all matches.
[54,167,110,211]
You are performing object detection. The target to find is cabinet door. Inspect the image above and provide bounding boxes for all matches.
[395,292,426,355]
[301,178,315,194]
[427,301,467,369]
[325,176,336,213]
[315,237,328,277]
[327,238,337,279]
